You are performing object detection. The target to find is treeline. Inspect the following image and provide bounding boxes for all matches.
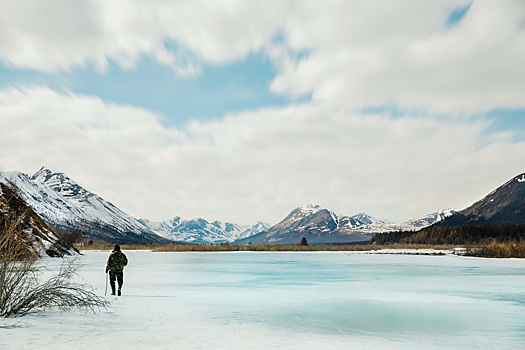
[372,224,525,245]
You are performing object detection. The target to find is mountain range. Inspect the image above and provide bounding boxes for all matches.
[139,217,270,244]
[6,166,508,246]
[235,204,455,245]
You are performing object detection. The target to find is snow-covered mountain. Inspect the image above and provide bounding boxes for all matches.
[398,209,456,231]
[140,216,270,244]
[330,209,455,233]
[235,205,374,244]
[0,167,169,244]
[235,204,456,245]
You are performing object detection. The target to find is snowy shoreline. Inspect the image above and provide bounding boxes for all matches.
[79,248,525,260]
[81,248,455,256]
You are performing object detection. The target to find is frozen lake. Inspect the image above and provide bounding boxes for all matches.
[2,251,525,349]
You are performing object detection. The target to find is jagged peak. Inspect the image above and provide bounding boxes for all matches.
[33,165,54,177]
[31,166,67,182]
[350,212,393,225]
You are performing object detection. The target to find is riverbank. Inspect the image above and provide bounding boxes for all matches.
[76,240,525,258]
[78,242,459,253]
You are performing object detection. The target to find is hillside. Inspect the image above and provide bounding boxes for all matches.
[442,173,525,226]
[0,182,74,257]
[374,173,525,245]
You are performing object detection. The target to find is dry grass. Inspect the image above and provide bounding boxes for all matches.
[79,240,525,258]
[152,243,377,252]
[79,242,460,253]
[465,240,525,258]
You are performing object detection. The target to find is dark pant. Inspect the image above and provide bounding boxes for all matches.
[109,270,124,294]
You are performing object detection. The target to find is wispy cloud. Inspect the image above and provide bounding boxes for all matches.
[271,1,525,113]
[0,0,286,75]
[1,1,523,113]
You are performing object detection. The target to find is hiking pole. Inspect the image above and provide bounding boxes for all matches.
[105,272,108,296]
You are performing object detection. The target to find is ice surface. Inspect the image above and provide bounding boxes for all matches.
[2,251,525,349]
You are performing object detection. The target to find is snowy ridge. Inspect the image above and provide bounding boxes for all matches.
[140,217,270,244]
[30,167,151,234]
[1,171,81,224]
[287,204,450,234]
[236,204,460,245]
[398,209,457,231]
[0,167,168,244]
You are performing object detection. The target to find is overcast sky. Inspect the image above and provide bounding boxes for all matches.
[1,0,524,225]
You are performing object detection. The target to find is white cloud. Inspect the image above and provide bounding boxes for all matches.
[1,87,524,224]
[1,1,523,112]
[271,0,525,113]
[0,0,287,75]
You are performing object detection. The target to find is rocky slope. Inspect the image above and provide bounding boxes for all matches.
[0,182,74,257]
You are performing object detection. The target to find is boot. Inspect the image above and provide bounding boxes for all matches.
[110,283,116,296]
[118,289,121,296]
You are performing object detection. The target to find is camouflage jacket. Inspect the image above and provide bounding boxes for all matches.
[106,251,128,273]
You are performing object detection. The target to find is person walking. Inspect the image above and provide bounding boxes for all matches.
[105,244,128,296]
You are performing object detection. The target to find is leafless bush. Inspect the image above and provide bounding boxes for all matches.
[0,189,109,318]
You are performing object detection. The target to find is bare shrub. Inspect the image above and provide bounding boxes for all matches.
[0,189,109,318]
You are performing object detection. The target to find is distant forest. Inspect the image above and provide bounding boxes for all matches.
[372,224,525,245]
